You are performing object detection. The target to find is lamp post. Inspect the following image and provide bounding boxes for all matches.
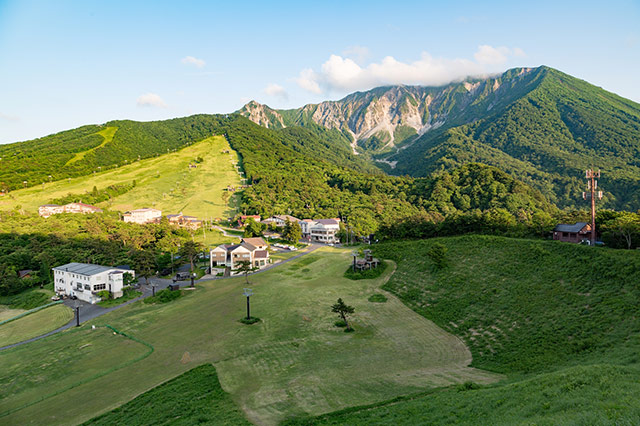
[243,288,253,320]
[74,301,81,327]
[191,272,196,287]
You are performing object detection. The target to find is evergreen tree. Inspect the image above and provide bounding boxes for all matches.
[331,298,355,331]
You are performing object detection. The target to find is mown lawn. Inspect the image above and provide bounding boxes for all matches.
[0,304,73,347]
[83,364,250,425]
[0,247,499,425]
[0,135,242,219]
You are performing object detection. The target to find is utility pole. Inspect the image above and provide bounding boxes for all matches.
[583,169,603,246]
[243,288,253,320]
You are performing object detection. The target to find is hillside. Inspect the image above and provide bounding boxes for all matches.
[0,135,242,219]
[282,235,640,424]
[239,66,640,210]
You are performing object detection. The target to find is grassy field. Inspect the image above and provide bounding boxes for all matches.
[0,247,499,425]
[65,127,118,166]
[0,327,152,418]
[0,306,26,322]
[84,364,250,425]
[0,304,73,347]
[0,135,243,219]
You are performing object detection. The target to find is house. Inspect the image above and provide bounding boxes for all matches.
[301,218,341,244]
[553,222,592,243]
[237,215,261,227]
[123,208,162,224]
[18,269,34,279]
[241,237,268,250]
[262,215,300,228]
[210,241,270,272]
[38,202,102,218]
[167,213,202,229]
[52,262,136,304]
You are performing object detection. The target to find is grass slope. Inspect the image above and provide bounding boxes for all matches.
[280,235,640,425]
[83,364,250,425]
[374,235,640,374]
[0,247,499,425]
[65,126,118,166]
[284,364,640,425]
[0,304,73,347]
[0,327,151,417]
[0,135,242,219]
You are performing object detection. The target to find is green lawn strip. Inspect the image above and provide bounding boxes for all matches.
[0,288,53,309]
[64,126,118,166]
[1,247,500,426]
[0,300,64,326]
[0,324,153,418]
[282,364,640,425]
[97,289,142,307]
[0,303,72,347]
[83,364,250,425]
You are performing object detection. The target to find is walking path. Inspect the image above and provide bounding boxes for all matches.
[0,243,322,351]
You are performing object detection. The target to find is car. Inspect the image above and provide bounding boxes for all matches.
[50,295,61,301]
[328,243,334,247]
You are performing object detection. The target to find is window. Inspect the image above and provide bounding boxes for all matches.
[94,283,106,291]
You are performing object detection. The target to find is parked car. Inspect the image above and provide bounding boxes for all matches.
[173,272,191,282]
[50,295,61,301]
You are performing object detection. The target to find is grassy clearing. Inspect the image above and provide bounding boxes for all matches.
[0,135,242,219]
[0,326,151,417]
[65,127,117,166]
[97,289,142,307]
[0,304,73,347]
[374,235,640,374]
[83,364,250,425]
[0,288,54,310]
[1,247,499,425]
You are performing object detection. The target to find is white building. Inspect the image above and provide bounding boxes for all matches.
[53,263,135,304]
[262,215,300,228]
[38,202,102,218]
[210,239,269,272]
[123,208,162,224]
[301,218,341,243]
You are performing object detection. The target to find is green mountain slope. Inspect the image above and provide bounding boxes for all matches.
[239,66,640,211]
[393,67,640,210]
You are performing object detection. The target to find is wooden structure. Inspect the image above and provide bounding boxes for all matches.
[352,249,380,271]
[552,222,592,243]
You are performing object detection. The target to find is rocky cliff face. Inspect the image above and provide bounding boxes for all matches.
[239,67,539,153]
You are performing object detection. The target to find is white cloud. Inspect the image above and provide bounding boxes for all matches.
[181,56,206,68]
[342,45,370,65]
[136,93,168,108]
[0,112,20,122]
[474,45,525,65]
[296,45,526,94]
[263,83,289,100]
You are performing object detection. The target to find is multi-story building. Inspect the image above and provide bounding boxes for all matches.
[167,213,202,229]
[38,202,102,218]
[301,218,340,243]
[123,208,162,224]
[210,238,269,271]
[52,263,135,304]
[262,215,300,228]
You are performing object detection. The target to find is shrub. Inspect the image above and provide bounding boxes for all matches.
[344,260,387,280]
[427,243,448,270]
[144,289,182,304]
[239,316,261,325]
[334,320,347,327]
[456,381,480,392]
[368,294,388,303]
[97,290,111,300]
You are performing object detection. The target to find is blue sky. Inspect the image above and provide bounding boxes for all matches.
[0,0,638,144]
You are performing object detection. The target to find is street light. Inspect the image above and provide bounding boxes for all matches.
[74,301,81,327]
[243,288,253,320]
[191,272,196,287]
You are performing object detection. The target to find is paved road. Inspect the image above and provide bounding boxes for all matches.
[0,243,323,351]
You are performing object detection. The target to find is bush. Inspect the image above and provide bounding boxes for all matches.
[344,260,387,280]
[427,243,448,270]
[334,320,347,327]
[144,289,182,304]
[368,294,388,303]
[97,290,111,300]
[456,381,480,392]
[239,316,261,325]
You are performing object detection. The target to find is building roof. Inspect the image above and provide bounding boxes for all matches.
[52,262,131,276]
[242,237,267,247]
[67,202,101,209]
[40,204,61,207]
[127,208,161,214]
[554,222,589,233]
[315,219,340,225]
[274,214,300,222]
[254,250,268,259]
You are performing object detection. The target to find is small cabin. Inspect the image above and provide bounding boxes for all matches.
[553,222,591,243]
